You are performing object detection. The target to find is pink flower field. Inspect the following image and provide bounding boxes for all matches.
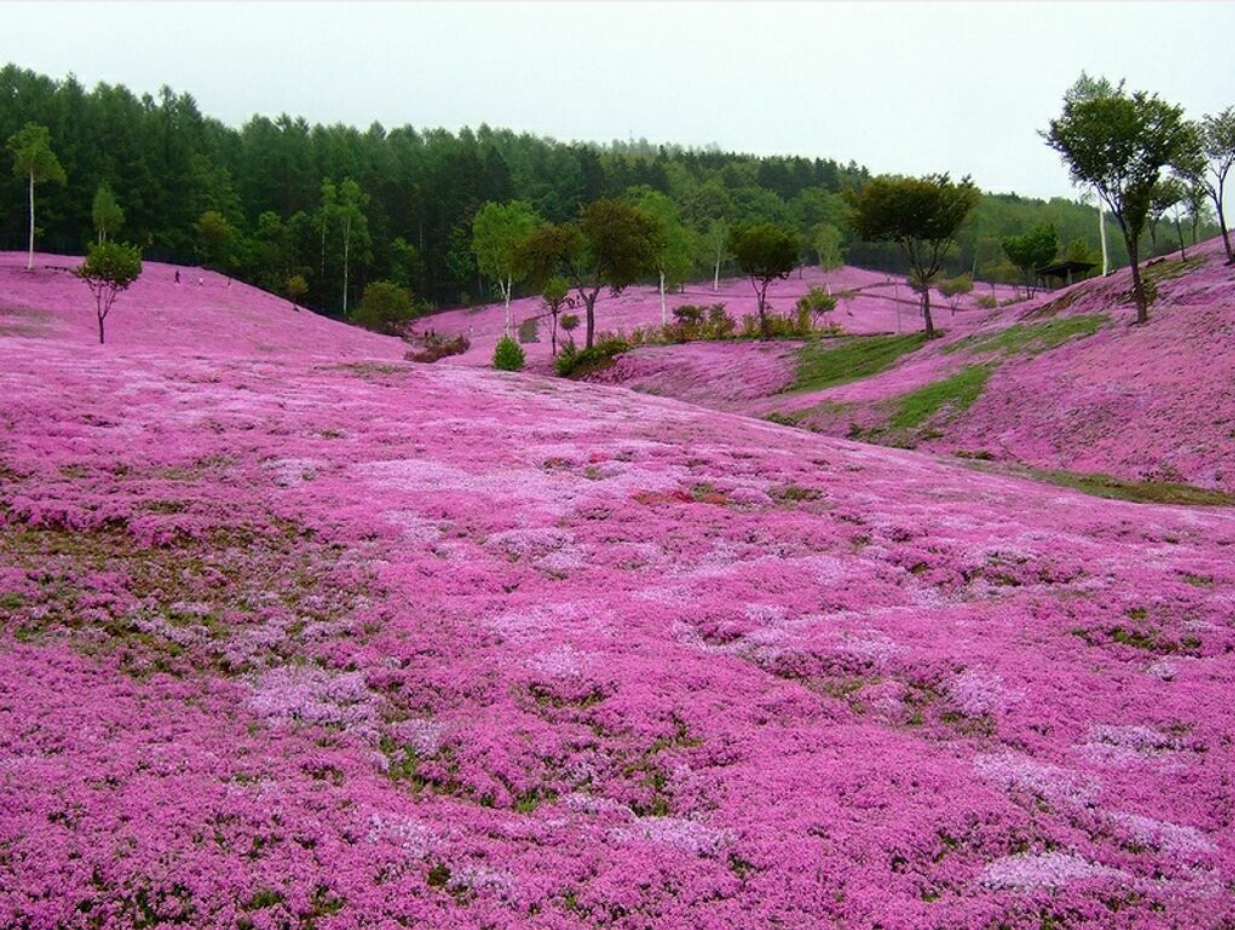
[2,251,1234,929]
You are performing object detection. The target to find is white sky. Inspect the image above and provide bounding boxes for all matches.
[4,2,1232,202]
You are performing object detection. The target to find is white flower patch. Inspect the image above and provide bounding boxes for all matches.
[529,644,593,680]
[1108,812,1217,856]
[365,813,436,857]
[946,668,1022,718]
[979,852,1130,891]
[1078,724,1184,768]
[614,817,733,857]
[389,718,446,756]
[486,527,573,560]
[248,666,379,739]
[975,753,1100,808]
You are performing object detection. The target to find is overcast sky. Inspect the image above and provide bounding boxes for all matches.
[5,2,1232,202]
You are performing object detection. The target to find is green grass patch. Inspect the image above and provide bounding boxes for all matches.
[1142,256,1206,284]
[790,333,927,393]
[1027,470,1235,506]
[889,365,992,430]
[945,314,1108,357]
[962,462,1235,506]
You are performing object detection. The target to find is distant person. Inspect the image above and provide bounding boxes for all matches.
[174,270,180,284]
[198,276,204,286]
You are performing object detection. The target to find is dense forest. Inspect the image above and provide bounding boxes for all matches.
[0,64,1208,317]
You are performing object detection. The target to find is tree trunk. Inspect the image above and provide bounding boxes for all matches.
[659,270,667,327]
[502,276,512,336]
[97,312,105,345]
[342,217,351,317]
[1098,196,1110,276]
[713,244,721,292]
[1174,216,1187,261]
[1126,236,1148,324]
[921,287,936,340]
[757,280,770,341]
[26,172,35,271]
[1216,197,1233,264]
[584,289,598,350]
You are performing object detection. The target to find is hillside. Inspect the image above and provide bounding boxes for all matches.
[1,251,1233,929]
[582,238,1235,496]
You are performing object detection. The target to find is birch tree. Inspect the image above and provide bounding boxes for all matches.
[7,123,66,270]
[472,200,539,335]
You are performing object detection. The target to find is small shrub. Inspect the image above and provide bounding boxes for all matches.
[493,335,526,371]
[796,286,838,317]
[555,335,630,378]
[406,333,470,363]
[975,294,998,310]
[517,317,539,343]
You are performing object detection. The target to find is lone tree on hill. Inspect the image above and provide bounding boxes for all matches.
[845,174,980,339]
[515,199,659,350]
[1044,79,1195,323]
[730,223,800,340]
[7,122,66,270]
[74,241,142,344]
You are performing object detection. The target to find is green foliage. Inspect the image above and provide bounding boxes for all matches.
[660,303,735,343]
[1001,224,1058,293]
[7,121,66,268]
[889,365,992,430]
[516,316,539,343]
[845,174,980,338]
[627,187,694,289]
[351,281,419,335]
[792,334,928,392]
[472,200,539,303]
[1044,78,1195,321]
[938,273,973,313]
[814,223,844,274]
[730,222,800,339]
[74,240,142,344]
[493,334,526,371]
[560,313,580,333]
[286,274,309,308]
[91,183,124,244]
[796,286,838,316]
[554,336,630,378]
[194,210,236,271]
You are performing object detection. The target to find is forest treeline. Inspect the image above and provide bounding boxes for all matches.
[0,64,1203,317]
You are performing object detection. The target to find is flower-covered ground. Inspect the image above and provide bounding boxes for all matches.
[1,251,1233,929]
[576,239,1235,494]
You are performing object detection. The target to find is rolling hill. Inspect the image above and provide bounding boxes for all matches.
[1,249,1232,929]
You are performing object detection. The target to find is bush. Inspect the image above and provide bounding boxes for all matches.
[975,294,998,310]
[352,281,420,335]
[796,286,838,316]
[555,335,630,378]
[406,333,470,363]
[493,335,526,371]
[517,317,539,343]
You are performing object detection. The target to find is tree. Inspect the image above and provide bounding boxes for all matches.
[472,200,540,336]
[91,183,124,244]
[1181,108,1235,263]
[515,199,659,350]
[814,223,844,294]
[1001,224,1058,296]
[7,122,66,270]
[845,174,980,338]
[703,219,730,292]
[1064,73,1120,275]
[351,281,418,335]
[286,273,308,310]
[334,178,370,317]
[194,209,236,270]
[541,276,570,356]
[493,334,526,371]
[1147,177,1185,255]
[730,223,800,340]
[1044,81,1193,323]
[74,241,142,344]
[627,188,693,326]
[939,274,973,315]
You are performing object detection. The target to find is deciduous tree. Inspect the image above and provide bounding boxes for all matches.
[7,122,66,270]
[1001,224,1058,296]
[472,200,539,335]
[1180,108,1235,263]
[730,223,800,340]
[92,183,124,244]
[846,174,979,338]
[1044,81,1194,322]
[74,241,142,344]
[516,200,659,350]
